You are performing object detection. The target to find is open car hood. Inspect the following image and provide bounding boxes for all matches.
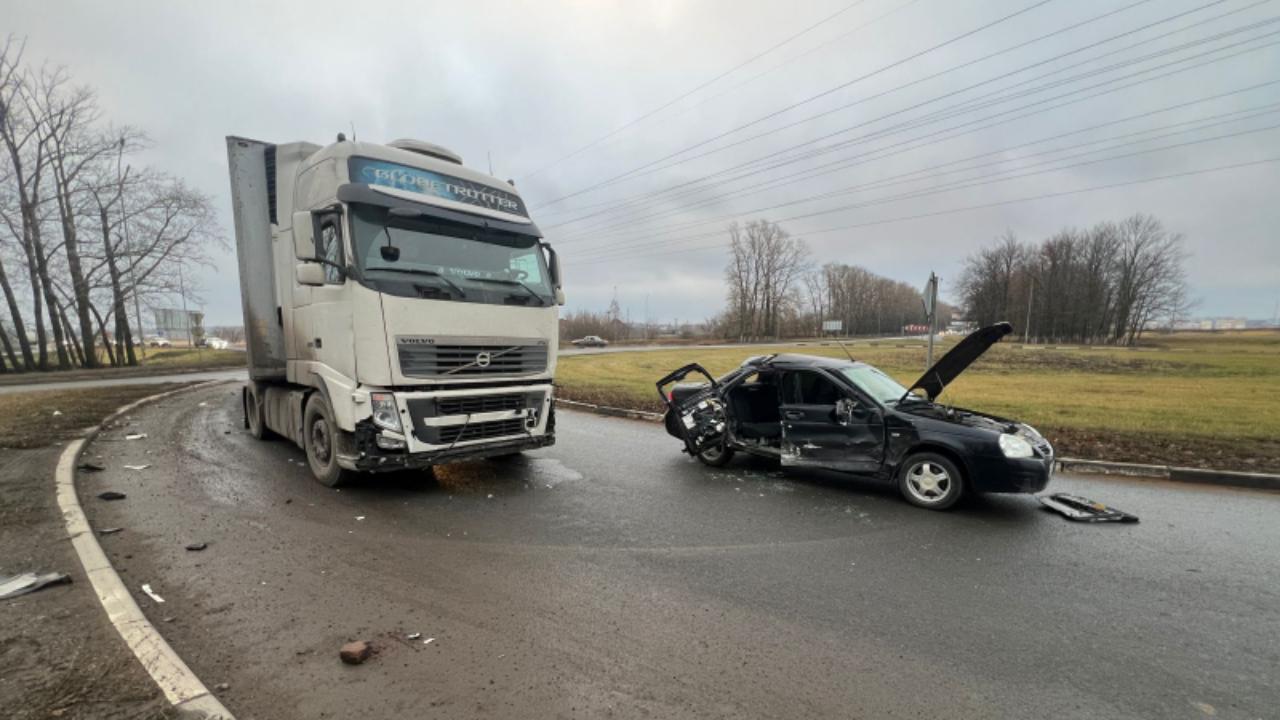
[907,322,1013,401]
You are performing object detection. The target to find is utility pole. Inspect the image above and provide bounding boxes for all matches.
[1024,277,1036,344]
[924,272,939,369]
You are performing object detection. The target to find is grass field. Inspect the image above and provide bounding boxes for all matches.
[0,347,243,387]
[0,383,190,449]
[555,331,1280,472]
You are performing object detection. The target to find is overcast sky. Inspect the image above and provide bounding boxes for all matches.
[10,0,1280,325]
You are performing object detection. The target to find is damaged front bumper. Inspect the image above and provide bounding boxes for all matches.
[339,384,556,472]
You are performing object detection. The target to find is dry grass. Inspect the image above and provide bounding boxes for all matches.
[555,331,1280,472]
[0,383,189,449]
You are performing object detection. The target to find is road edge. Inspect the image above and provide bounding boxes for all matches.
[54,380,235,719]
[556,401,1280,492]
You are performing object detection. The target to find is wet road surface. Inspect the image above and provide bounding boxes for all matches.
[79,384,1279,719]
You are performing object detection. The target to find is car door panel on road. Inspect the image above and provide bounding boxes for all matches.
[780,369,883,473]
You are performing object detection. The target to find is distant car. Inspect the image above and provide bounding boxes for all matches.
[147,337,171,348]
[571,335,609,348]
[657,322,1052,510]
[205,337,230,350]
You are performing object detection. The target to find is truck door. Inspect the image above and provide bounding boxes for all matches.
[779,369,883,473]
[300,210,355,379]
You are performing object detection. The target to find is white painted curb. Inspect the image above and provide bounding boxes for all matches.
[55,381,235,719]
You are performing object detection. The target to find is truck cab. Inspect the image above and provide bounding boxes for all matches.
[226,136,563,486]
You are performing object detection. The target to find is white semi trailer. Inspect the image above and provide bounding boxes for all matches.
[226,135,563,486]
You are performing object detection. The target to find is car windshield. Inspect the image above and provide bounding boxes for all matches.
[349,203,552,306]
[838,365,911,405]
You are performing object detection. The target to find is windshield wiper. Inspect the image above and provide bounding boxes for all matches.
[364,266,467,298]
[467,277,546,306]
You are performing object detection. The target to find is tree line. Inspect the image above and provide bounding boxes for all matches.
[0,37,222,372]
[719,219,948,341]
[957,214,1192,345]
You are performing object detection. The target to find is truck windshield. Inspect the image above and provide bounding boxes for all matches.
[349,203,552,306]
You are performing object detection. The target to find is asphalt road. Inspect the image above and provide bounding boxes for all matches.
[78,384,1278,719]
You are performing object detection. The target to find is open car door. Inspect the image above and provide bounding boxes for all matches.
[656,363,726,457]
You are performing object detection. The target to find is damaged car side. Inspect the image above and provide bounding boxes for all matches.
[657,322,1052,510]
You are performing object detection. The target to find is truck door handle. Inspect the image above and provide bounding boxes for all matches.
[783,410,805,420]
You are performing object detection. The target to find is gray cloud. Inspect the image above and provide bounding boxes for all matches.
[11,0,1278,325]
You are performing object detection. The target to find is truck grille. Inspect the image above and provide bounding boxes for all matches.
[397,340,548,377]
[436,393,527,415]
[437,418,527,444]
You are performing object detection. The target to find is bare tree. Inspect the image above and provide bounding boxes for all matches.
[724,220,809,341]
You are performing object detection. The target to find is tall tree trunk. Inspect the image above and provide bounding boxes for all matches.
[0,321,17,371]
[99,204,137,365]
[56,193,98,367]
[56,299,84,367]
[90,302,116,366]
[32,225,71,369]
[0,254,34,369]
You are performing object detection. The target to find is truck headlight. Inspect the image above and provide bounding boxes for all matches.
[370,393,401,432]
[999,433,1034,459]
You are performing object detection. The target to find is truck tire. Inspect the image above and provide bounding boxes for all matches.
[244,387,272,440]
[897,452,964,510]
[303,394,354,488]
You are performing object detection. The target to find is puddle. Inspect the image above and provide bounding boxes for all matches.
[527,457,583,488]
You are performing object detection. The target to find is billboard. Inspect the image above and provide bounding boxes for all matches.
[821,320,843,332]
[154,308,205,343]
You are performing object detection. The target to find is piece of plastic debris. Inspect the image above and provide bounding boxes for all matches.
[198,402,208,407]
[52,410,62,416]
[0,572,72,600]
[355,516,365,521]
[486,494,494,499]
[97,491,127,501]
[77,462,105,473]
[185,542,208,552]
[1039,493,1139,523]
[98,527,123,536]
[406,632,421,640]
[140,584,165,603]
[125,433,147,440]
[423,637,435,645]
[214,682,229,691]
[123,464,151,471]
[340,640,372,665]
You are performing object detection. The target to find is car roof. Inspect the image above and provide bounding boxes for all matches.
[743,353,866,371]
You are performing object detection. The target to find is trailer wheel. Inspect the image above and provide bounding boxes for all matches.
[303,394,353,488]
[244,387,272,440]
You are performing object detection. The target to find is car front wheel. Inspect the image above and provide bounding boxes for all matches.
[696,443,735,467]
[898,452,964,510]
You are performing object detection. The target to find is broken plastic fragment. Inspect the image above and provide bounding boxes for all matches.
[98,527,123,536]
[0,572,71,600]
[140,584,165,603]
[423,637,435,645]
[185,542,208,552]
[97,491,127,501]
[1039,493,1139,523]
[406,632,421,640]
[123,464,151,471]
[78,462,105,473]
[52,410,62,416]
[125,433,147,440]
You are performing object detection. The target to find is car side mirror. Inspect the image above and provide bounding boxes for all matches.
[296,262,325,286]
[293,211,316,260]
[835,397,859,425]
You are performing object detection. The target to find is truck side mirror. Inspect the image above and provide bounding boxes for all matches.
[554,287,566,306]
[292,211,316,261]
[542,242,564,305]
[296,262,325,286]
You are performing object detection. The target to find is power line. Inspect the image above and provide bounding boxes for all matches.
[570,157,1280,265]
[572,100,1280,256]
[532,0,1060,210]
[548,0,1261,235]
[515,0,872,182]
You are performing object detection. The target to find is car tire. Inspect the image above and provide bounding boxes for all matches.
[696,443,735,467]
[898,452,964,510]
[303,394,354,488]
[244,387,272,440]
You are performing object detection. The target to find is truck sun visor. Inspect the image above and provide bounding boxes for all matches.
[349,157,529,218]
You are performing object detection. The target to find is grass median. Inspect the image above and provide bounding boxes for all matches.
[0,383,191,449]
[555,331,1280,473]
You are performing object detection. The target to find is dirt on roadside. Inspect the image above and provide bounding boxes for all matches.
[0,387,193,719]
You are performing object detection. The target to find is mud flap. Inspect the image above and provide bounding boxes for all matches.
[656,364,725,456]
[1039,493,1139,523]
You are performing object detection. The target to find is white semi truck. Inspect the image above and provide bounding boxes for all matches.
[225,135,562,486]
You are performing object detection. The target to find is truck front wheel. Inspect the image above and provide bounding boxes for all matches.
[303,395,354,488]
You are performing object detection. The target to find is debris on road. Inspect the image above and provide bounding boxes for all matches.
[1040,493,1139,523]
[123,464,151,471]
[98,527,123,536]
[214,682,229,691]
[77,462,104,473]
[97,491,127,501]
[340,640,373,665]
[140,584,165,603]
[52,409,63,416]
[406,632,421,640]
[0,572,72,600]
[185,542,208,552]
[355,516,365,521]
[125,433,148,440]
[423,637,435,645]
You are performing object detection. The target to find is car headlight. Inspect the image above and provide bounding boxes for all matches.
[999,432,1035,459]
[369,392,402,432]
